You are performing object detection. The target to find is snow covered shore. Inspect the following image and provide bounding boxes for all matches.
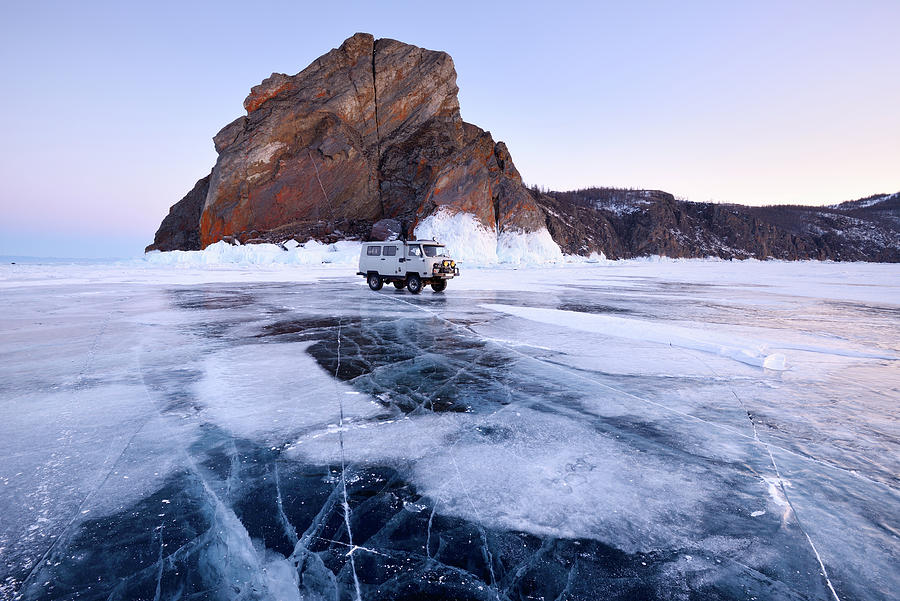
[144,209,568,268]
[2,249,897,308]
[146,239,363,267]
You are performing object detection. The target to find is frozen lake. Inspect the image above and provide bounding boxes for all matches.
[1,259,898,600]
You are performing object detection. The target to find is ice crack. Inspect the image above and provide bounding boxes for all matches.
[333,317,363,601]
[426,503,437,559]
[274,462,300,546]
[687,350,843,601]
[152,526,164,601]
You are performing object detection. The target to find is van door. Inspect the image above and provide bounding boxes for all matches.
[381,243,401,275]
[405,243,426,276]
[363,244,382,273]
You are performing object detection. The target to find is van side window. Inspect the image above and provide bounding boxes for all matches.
[383,246,397,256]
[408,245,422,257]
[366,246,381,256]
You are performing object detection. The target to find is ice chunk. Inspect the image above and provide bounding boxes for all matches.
[145,240,361,266]
[763,353,787,370]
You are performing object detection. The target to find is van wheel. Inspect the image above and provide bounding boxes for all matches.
[406,274,422,294]
[431,280,447,292]
[367,274,383,291]
[393,281,405,289]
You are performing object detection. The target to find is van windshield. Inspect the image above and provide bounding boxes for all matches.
[423,245,446,257]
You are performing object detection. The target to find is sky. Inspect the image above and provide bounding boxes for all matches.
[1,1,898,258]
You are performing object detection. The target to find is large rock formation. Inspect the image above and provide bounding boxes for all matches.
[148,33,542,251]
[148,33,898,263]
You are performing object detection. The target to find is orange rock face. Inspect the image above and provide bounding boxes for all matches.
[150,33,545,250]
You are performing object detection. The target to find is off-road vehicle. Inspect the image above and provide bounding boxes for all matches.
[358,240,459,294]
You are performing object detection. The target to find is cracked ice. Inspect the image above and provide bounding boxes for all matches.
[0,259,898,601]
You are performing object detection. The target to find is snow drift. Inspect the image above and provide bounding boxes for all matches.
[145,240,361,266]
[414,209,564,265]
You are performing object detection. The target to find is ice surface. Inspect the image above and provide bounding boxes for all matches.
[287,407,725,552]
[481,303,796,369]
[194,342,383,443]
[1,258,898,600]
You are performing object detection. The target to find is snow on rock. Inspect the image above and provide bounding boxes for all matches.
[498,227,564,264]
[414,209,563,265]
[829,191,898,209]
[414,210,498,264]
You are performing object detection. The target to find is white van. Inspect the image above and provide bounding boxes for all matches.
[358,240,459,294]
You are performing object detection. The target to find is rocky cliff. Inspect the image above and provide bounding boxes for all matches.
[538,189,900,262]
[147,33,542,252]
